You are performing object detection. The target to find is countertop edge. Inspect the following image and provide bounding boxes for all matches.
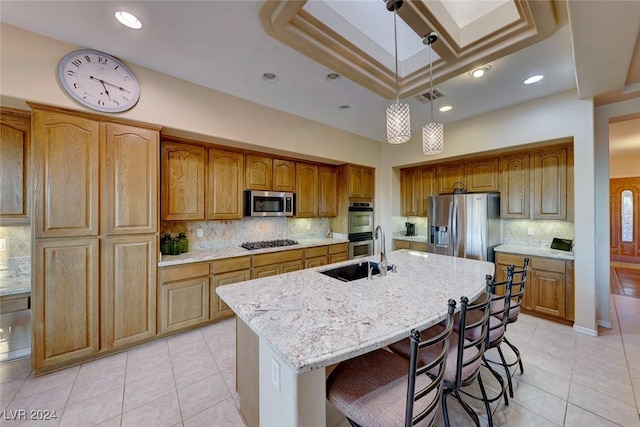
[494,244,574,261]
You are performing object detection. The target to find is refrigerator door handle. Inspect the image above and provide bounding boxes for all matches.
[452,197,458,257]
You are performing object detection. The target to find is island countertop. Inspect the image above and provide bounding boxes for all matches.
[216,249,494,374]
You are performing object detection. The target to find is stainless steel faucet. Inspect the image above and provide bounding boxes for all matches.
[374,225,387,276]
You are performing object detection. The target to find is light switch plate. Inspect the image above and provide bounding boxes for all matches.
[527,227,534,236]
[196,228,204,238]
[0,239,6,251]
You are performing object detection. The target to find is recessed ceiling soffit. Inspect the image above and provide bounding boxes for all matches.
[259,0,566,100]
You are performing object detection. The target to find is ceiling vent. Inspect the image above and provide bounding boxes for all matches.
[415,88,445,103]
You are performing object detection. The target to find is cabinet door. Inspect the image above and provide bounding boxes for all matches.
[208,148,244,219]
[160,277,210,334]
[421,167,436,215]
[33,238,99,370]
[500,153,530,219]
[393,239,410,250]
[362,167,375,199]
[0,109,30,224]
[212,270,250,320]
[329,252,348,264]
[305,256,327,269]
[252,264,280,279]
[32,110,99,238]
[295,162,318,217]
[533,148,567,219]
[101,235,157,350]
[437,163,465,194]
[348,166,363,198]
[161,142,205,220]
[465,158,499,192]
[102,123,158,235]
[281,259,304,273]
[400,168,421,216]
[245,155,272,191]
[273,159,296,192]
[318,166,337,217]
[529,270,566,318]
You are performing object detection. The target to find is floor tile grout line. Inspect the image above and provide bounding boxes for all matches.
[614,294,640,417]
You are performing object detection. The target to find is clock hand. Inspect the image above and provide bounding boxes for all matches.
[89,75,132,94]
[100,80,112,100]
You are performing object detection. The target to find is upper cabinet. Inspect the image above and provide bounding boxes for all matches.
[161,142,206,221]
[532,147,567,220]
[208,148,244,220]
[347,165,375,200]
[0,108,30,224]
[273,159,296,193]
[318,165,337,217]
[245,155,296,193]
[465,158,499,193]
[400,168,422,217]
[437,162,465,194]
[295,162,318,217]
[500,153,530,219]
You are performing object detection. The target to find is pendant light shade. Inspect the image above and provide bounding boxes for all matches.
[386,0,410,144]
[422,32,443,155]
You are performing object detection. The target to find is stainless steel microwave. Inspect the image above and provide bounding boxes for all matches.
[244,190,295,217]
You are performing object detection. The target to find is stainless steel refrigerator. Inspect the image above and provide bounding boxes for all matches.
[426,193,502,261]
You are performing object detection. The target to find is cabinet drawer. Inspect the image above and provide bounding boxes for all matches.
[252,249,304,267]
[211,256,251,274]
[161,262,210,283]
[305,246,327,258]
[305,256,327,269]
[495,253,527,267]
[393,240,410,250]
[531,257,565,273]
[328,243,348,254]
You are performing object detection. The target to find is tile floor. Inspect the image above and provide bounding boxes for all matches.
[1,294,639,427]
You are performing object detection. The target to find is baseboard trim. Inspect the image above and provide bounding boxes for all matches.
[573,324,598,336]
[597,319,612,328]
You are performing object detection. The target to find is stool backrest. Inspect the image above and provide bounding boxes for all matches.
[508,258,530,320]
[487,265,514,331]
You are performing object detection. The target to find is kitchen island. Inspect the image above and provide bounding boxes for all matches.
[217,249,494,426]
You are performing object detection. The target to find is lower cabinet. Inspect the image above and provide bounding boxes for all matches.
[159,262,210,335]
[328,243,348,264]
[392,239,428,252]
[251,249,304,279]
[304,246,328,269]
[211,257,251,320]
[495,252,574,322]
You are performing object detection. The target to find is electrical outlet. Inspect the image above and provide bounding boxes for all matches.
[271,358,280,391]
[306,222,311,231]
[0,239,6,251]
[527,227,534,236]
[196,228,204,238]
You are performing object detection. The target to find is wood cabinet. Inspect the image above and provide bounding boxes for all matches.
[31,109,99,238]
[465,158,499,193]
[161,142,205,221]
[318,166,337,217]
[500,153,530,219]
[245,155,296,193]
[208,148,244,220]
[159,262,210,334]
[101,235,157,349]
[495,252,574,323]
[304,246,328,269]
[251,249,304,279]
[211,257,251,320]
[0,108,30,224]
[400,168,422,217]
[33,238,99,370]
[392,239,428,252]
[437,162,465,194]
[532,147,567,220]
[328,243,348,264]
[295,162,318,217]
[347,165,375,200]
[102,123,158,234]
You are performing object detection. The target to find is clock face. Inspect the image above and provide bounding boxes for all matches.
[58,49,140,113]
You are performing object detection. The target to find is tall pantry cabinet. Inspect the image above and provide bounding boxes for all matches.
[29,103,160,373]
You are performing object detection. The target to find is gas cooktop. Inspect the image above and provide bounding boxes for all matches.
[240,239,300,250]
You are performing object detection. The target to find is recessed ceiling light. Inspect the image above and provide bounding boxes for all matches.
[439,105,453,112]
[326,73,341,82]
[339,105,350,111]
[524,74,544,85]
[469,65,491,78]
[262,73,278,83]
[115,11,142,29]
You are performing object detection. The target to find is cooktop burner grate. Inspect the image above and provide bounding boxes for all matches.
[240,239,299,250]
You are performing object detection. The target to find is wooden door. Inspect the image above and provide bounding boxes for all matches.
[32,110,99,238]
[500,153,530,219]
[161,142,206,220]
[533,148,567,219]
[295,162,318,217]
[400,168,421,216]
[33,238,99,370]
[0,108,30,224]
[251,264,279,279]
[610,177,640,263]
[318,165,337,217]
[102,123,158,235]
[245,155,272,191]
[347,165,363,198]
[208,148,244,219]
[281,259,304,273]
[362,167,375,199]
[212,270,250,320]
[437,162,465,194]
[529,270,566,319]
[273,159,296,192]
[465,158,499,192]
[160,277,210,334]
[101,235,157,350]
[421,167,436,216]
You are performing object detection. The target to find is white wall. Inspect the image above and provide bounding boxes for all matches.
[610,152,640,178]
[380,90,599,334]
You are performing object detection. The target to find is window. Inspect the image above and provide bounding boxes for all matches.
[621,189,633,242]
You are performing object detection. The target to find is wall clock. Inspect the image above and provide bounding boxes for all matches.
[57,49,140,113]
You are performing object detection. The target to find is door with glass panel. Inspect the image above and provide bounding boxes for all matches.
[610,178,640,264]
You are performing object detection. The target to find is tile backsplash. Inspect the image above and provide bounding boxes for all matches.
[0,225,31,259]
[503,220,574,246]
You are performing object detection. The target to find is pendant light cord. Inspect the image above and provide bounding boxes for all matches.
[429,39,434,122]
[393,5,400,103]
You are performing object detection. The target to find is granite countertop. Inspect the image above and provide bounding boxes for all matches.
[158,236,350,267]
[494,244,574,261]
[392,234,429,243]
[216,249,493,373]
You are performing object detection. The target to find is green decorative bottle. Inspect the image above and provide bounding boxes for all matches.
[160,234,172,255]
[170,238,182,255]
[178,232,189,253]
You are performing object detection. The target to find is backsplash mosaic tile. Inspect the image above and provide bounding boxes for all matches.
[0,225,31,259]
[503,220,574,245]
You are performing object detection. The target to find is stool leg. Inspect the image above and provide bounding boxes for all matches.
[497,345,515,398]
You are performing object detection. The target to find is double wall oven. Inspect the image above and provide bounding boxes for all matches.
[348,201,374,259]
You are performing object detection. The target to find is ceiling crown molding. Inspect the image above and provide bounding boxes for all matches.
[259,0,567,100]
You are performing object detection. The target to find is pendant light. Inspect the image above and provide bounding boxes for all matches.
[385,0,410,144]
[422,32,444,155]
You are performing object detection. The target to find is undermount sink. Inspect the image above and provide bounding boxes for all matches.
[320,261,391,282]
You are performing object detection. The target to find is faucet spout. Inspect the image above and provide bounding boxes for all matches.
[374,225,387,276]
